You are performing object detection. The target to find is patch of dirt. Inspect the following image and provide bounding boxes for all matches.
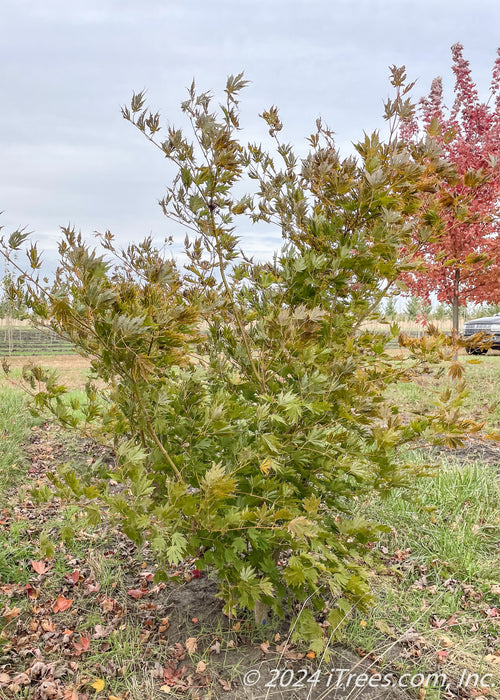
[23,422,114,475]
[431,436,500,466]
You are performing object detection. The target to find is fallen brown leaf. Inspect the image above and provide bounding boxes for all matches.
[437,635,455,648]
[84,581,100,594]
[209,640,221,655]
[399,628,425,645]
[2,606,21,621]
[484,654,500,665]
[185,637,198,655]
[64,570,80,585]
[284,649,305,660]
[171,643,186,660]
[11,673,30,686]
[24,583,40,599]
[41,619,56,632]
[429,615,447,629]
[53,595,73,613]
[0,584,18,597]
[436,650,449,664]
[127,589,144,600]
[39,681,59,699]
[159,622,170,634]
[485,607,499,617]
[218,678,231,692]
[139,571,154,582]
[195,661,207,674]
[100,597,117,612]
[74,632,91,655]
[93,624,113,639]
[31,560,47,575]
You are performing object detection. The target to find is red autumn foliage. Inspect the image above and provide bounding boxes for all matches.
[400,43,500,330]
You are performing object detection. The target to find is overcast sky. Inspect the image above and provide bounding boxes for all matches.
[2,0,500,269]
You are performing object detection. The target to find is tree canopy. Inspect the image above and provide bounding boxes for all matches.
[400,43,500,332]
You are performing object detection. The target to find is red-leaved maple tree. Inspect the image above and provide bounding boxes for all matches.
[400,43,500,334]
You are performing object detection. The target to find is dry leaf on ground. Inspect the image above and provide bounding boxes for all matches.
[185,637,198,654]
[53,595,73,613]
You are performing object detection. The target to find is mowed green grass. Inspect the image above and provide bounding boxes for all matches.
[384,460,499,580]
[343,456,500,697]
[0,388,36,493]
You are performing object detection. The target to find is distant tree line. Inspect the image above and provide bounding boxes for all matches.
[383,294,500,323]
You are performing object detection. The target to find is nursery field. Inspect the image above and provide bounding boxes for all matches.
[0,355,498,699]
[0,326,74,357]
[0,320,464,358]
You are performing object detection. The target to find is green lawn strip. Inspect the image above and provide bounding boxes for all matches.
[0,387,38,496]
[342,457,500,696]
[374,456,499,580]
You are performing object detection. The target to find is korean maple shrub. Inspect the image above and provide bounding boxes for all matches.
[2,70,477,648]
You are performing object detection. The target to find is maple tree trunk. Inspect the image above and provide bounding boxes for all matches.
[452,268,460,337]
[452,268,460,360]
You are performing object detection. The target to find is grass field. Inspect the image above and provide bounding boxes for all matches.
[0,354,498,698]
[0,388,38,494]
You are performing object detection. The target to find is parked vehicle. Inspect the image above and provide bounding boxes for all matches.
[463,314,500,354]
